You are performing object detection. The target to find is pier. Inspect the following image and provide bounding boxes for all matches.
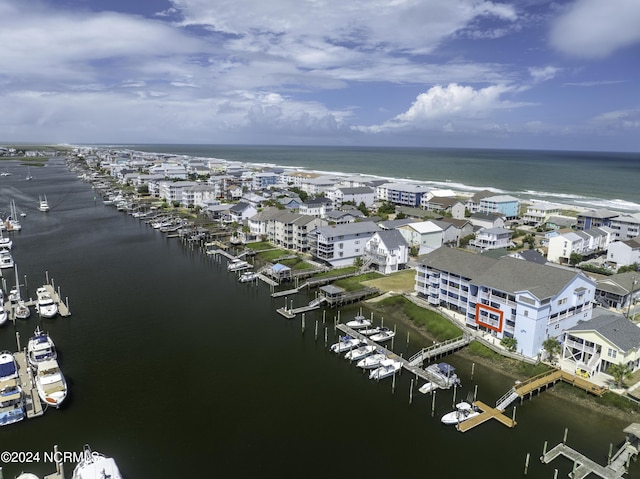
[456,400,516,432]
[541,423,640,479]
[407,335,473,366]
[14,350,44,419]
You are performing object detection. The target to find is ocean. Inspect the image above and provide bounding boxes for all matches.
[114,145,640,212]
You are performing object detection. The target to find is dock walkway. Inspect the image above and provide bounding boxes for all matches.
[456,400,516,432]
[14,351,44,419]
[407,335,472,367]
[541,442,637,479]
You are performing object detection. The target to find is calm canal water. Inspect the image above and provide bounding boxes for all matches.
[0,158,636,478]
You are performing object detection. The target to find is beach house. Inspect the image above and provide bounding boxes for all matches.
[362,230,409,274]
[309,222,380,268]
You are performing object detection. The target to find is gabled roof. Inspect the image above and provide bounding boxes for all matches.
[373,230,408,250]
[425,196,464,208]
[577,208,620,219]
[567,313,640,352]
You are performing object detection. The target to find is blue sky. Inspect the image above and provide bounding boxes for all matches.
[2,0,639,151]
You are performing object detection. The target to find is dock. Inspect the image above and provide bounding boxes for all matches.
[456,400,516,432]
[14,351,44,419]
[407,335,473,367]
[22,284,71,318]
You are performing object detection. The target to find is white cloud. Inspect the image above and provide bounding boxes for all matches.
[529,66,560,83]
[550,0,640,58]
[360,83,530,133]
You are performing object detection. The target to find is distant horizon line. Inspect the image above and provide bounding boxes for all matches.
[1,142,639,155]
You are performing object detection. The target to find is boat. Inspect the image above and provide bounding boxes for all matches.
[72,445,123,479]
[425,362,461,388]
[38,195,50,212]
[0,380,25,426]
[0,292,7,326]
[25,166,33,181]
[369,327,396,343]
[35,286,58,318]
[418,381,437,394]
[441,401,481,425]
[369,359,402,380]
[6,200,22,230]
[0,352,18,381]
[344,344,376,361]
[27,327,57,369]
[0,249,14,269]
[34,358,68,407]
[356,352,388,369]
[360,326,382,336]
[0,229,12,249]
[227,259,252,272]
[345,314,372,329]
[9,265,30,319]
[238,271,258,282]
[329,335,362,353]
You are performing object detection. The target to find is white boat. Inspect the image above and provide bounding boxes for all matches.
[34,358,68,407]
[5,200,22,230]
[441,401,481,425]
[425,362,461,388]
[0,229,11,250]
[345,314,372,329]
[28,327,57,369]
[360,326,382,336]
[0,249,14,269]
[227,259,252,272]
[369,327,396,343]
[0,292,7,326]
[329,335,362,353]
[25,166,33,181]
[8,265,30,319]
[0,380,25,427]
[418,381,437,394]
[356,352,387,369]
[344,344,376,361]
[35,286,58,318]
[369,359,402,380]
[38,195,50,212]
[238,271,258,282]
[0,352,18,382]
[72,445,123,479]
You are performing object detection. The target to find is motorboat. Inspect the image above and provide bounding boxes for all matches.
[418,381,437,394]
[0,230,11,250]
[72,445,123,479]
[329,335,362,353]
[0,380,25,427]
[369,359,402,380]
[356,352,388,369]
[345,314,372,329]
[0,352,18,382]
[370,327,396,343]
[0,293,7,326]
[27,327,57,369]
[0,249,14,269]
[34,358,68,408]
[35,287,58,318]
[360,326,382,336]
[228,259,252,272]
[441,402,481,425]
[9,265,30,319]
[238,271,258,283]
[425,362,461,388]
[344,344,376,361]
[38,195,50,212]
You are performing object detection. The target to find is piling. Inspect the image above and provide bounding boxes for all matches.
[409,379,414,405]
[315,320,318,341]
[431,390,437,417]
[473,384,478,402]
[471,362,475,380]
[563,428,568,444]
[301,313,305,334]
[452,383,457,407]
[15,331,21,351]
[524,452,530,475]
[391,373,396,394]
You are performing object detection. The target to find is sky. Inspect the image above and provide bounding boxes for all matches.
[1,0,639,151]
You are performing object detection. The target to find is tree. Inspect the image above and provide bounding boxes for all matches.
[608,363,633,388]
[500,337,518,352]
[569,252,583,265]
[542,338,561,364]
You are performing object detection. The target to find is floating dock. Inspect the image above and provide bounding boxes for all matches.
[14,350,44,419]
[456,400,516,432]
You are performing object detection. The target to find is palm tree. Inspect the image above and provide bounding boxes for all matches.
[542,338,561,364]
[607,363,633,388]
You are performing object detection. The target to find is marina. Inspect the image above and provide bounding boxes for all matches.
[0,155,637,478]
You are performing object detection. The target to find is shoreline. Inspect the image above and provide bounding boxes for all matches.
[362,297,640,424]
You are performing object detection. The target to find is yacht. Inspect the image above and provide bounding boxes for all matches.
[0,352,18,382]
[38,195,50,212]
[425,362,461,388]
[369,327,396,343]
[72,445,123,479]
[0,293,7,326]
[441,402,481,425]
[35,287,58,318]
[227,259,252,272]
[0,249,14,269]
[34,358,68,407]
[344,344,376,361]
[329,335,362,353]
[369,359,402,380]
[238,271,258,283]
[345,314,372,329]
[356,352,388,369]
[359,326,382,336]
[0,381,25,427]
[28,327,57,369]
[0,230,11,250]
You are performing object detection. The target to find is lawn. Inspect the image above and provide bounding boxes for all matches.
[360,269,416,293]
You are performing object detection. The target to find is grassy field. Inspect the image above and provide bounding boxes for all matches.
[360,269,416,293]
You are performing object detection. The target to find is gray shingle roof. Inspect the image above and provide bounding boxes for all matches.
[375,230,408,250]
[568,313,640,352]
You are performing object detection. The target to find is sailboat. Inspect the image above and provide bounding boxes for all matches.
[5,200,21,231]
[9,265,30,319]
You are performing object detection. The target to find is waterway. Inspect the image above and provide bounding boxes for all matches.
[0,158,636,478]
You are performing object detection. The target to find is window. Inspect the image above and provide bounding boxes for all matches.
[558,298,567,306]
[607,348,617,359]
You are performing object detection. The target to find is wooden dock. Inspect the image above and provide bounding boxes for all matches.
[407,335,472,367]
[456,400,516,432]
[541,442,637,479]
[14,351,44,419]
[22,284,71,318]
